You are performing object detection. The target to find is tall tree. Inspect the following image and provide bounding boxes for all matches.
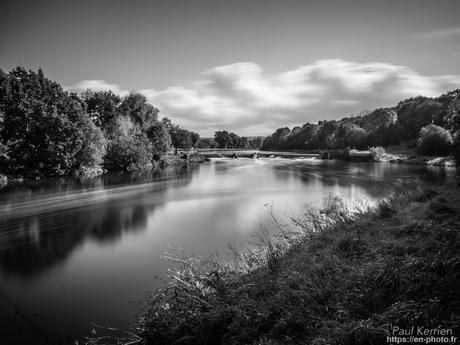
[214,131,231,148]
[0,67,89,176]
[190,132,200,148]
[170,126,193,154]
[82,90,121,136]
[119,93,159,128]
[146,121,171,158]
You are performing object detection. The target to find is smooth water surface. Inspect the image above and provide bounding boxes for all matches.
[0,159,455,344]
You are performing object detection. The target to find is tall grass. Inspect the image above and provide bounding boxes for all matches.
[85,182,460,345]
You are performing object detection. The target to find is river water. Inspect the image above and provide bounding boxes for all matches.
[0,158,456,344]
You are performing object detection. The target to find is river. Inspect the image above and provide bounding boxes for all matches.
[0,158,456,344]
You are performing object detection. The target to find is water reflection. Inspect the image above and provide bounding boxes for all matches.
[0,159,456,344]
[0,165,197,278]
[0,160,452,278]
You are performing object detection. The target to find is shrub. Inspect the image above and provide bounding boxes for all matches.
[104,132,153,171]
[369,146,385,161]
[416,124,453,156]
[343,149,373,162]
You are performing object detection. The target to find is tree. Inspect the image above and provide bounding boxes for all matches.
[146,121,171,158]
[214,131,231,148]
[161,117,173,131]
[416,124,453,156]
[240,136,249,148]
[318,121,339,149]
[190,132,200,148]
[119,93,159,128]
[261,127,290,150]
[228,133,238,148]
[0,67,88,176]
[74,116,107,174]
[250,137,264,149]
[170,126,192,154]
[0,67,194,176]
[197,138,214,148]
[396,97,443,141]
[347,127,369,149]
[104,132,153,171]
[337,123,369,149]
[82,90,121,136]
[437,90,460,133]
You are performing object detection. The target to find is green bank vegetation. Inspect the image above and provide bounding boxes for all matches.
[86,182,460,345]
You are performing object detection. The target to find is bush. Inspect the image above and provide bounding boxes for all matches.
[416,124,453,156]
[104,132,153,171]
[369,146,385,161]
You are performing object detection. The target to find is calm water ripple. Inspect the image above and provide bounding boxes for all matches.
[0,159,456,344]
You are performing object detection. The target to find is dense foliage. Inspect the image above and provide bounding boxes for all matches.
[261,90,460,157]
[452,132,460,166]
[416,124,453,156]
[197,131,263,149]
[0,67,198,177]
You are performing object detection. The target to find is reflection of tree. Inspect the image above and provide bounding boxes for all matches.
[0,166,187,205]
[0,162,450,279]
[0,167,195,278]
[271,161,450,199]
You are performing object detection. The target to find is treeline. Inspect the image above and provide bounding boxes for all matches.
[261,90,460,157]
[0,67,199,178]
[198,131,264,149]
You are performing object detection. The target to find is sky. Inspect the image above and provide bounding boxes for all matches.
[1,0,460,136]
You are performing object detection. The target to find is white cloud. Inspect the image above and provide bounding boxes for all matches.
[68,59,460,136]
[413,27,460,40]
[140,59,460,135]
[66,80,130,96]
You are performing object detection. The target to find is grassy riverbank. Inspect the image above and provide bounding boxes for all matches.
[124,181,460,345]
[85,180,460,345]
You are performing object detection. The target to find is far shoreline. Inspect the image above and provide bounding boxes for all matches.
[198,147,457,168]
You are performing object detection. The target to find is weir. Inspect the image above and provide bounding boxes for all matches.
[198,150,321,159]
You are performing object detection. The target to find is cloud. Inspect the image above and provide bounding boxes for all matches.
[413,27,460,40]
[140,59,460,136]
[68,59,460,136]
[66,80,130,96]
